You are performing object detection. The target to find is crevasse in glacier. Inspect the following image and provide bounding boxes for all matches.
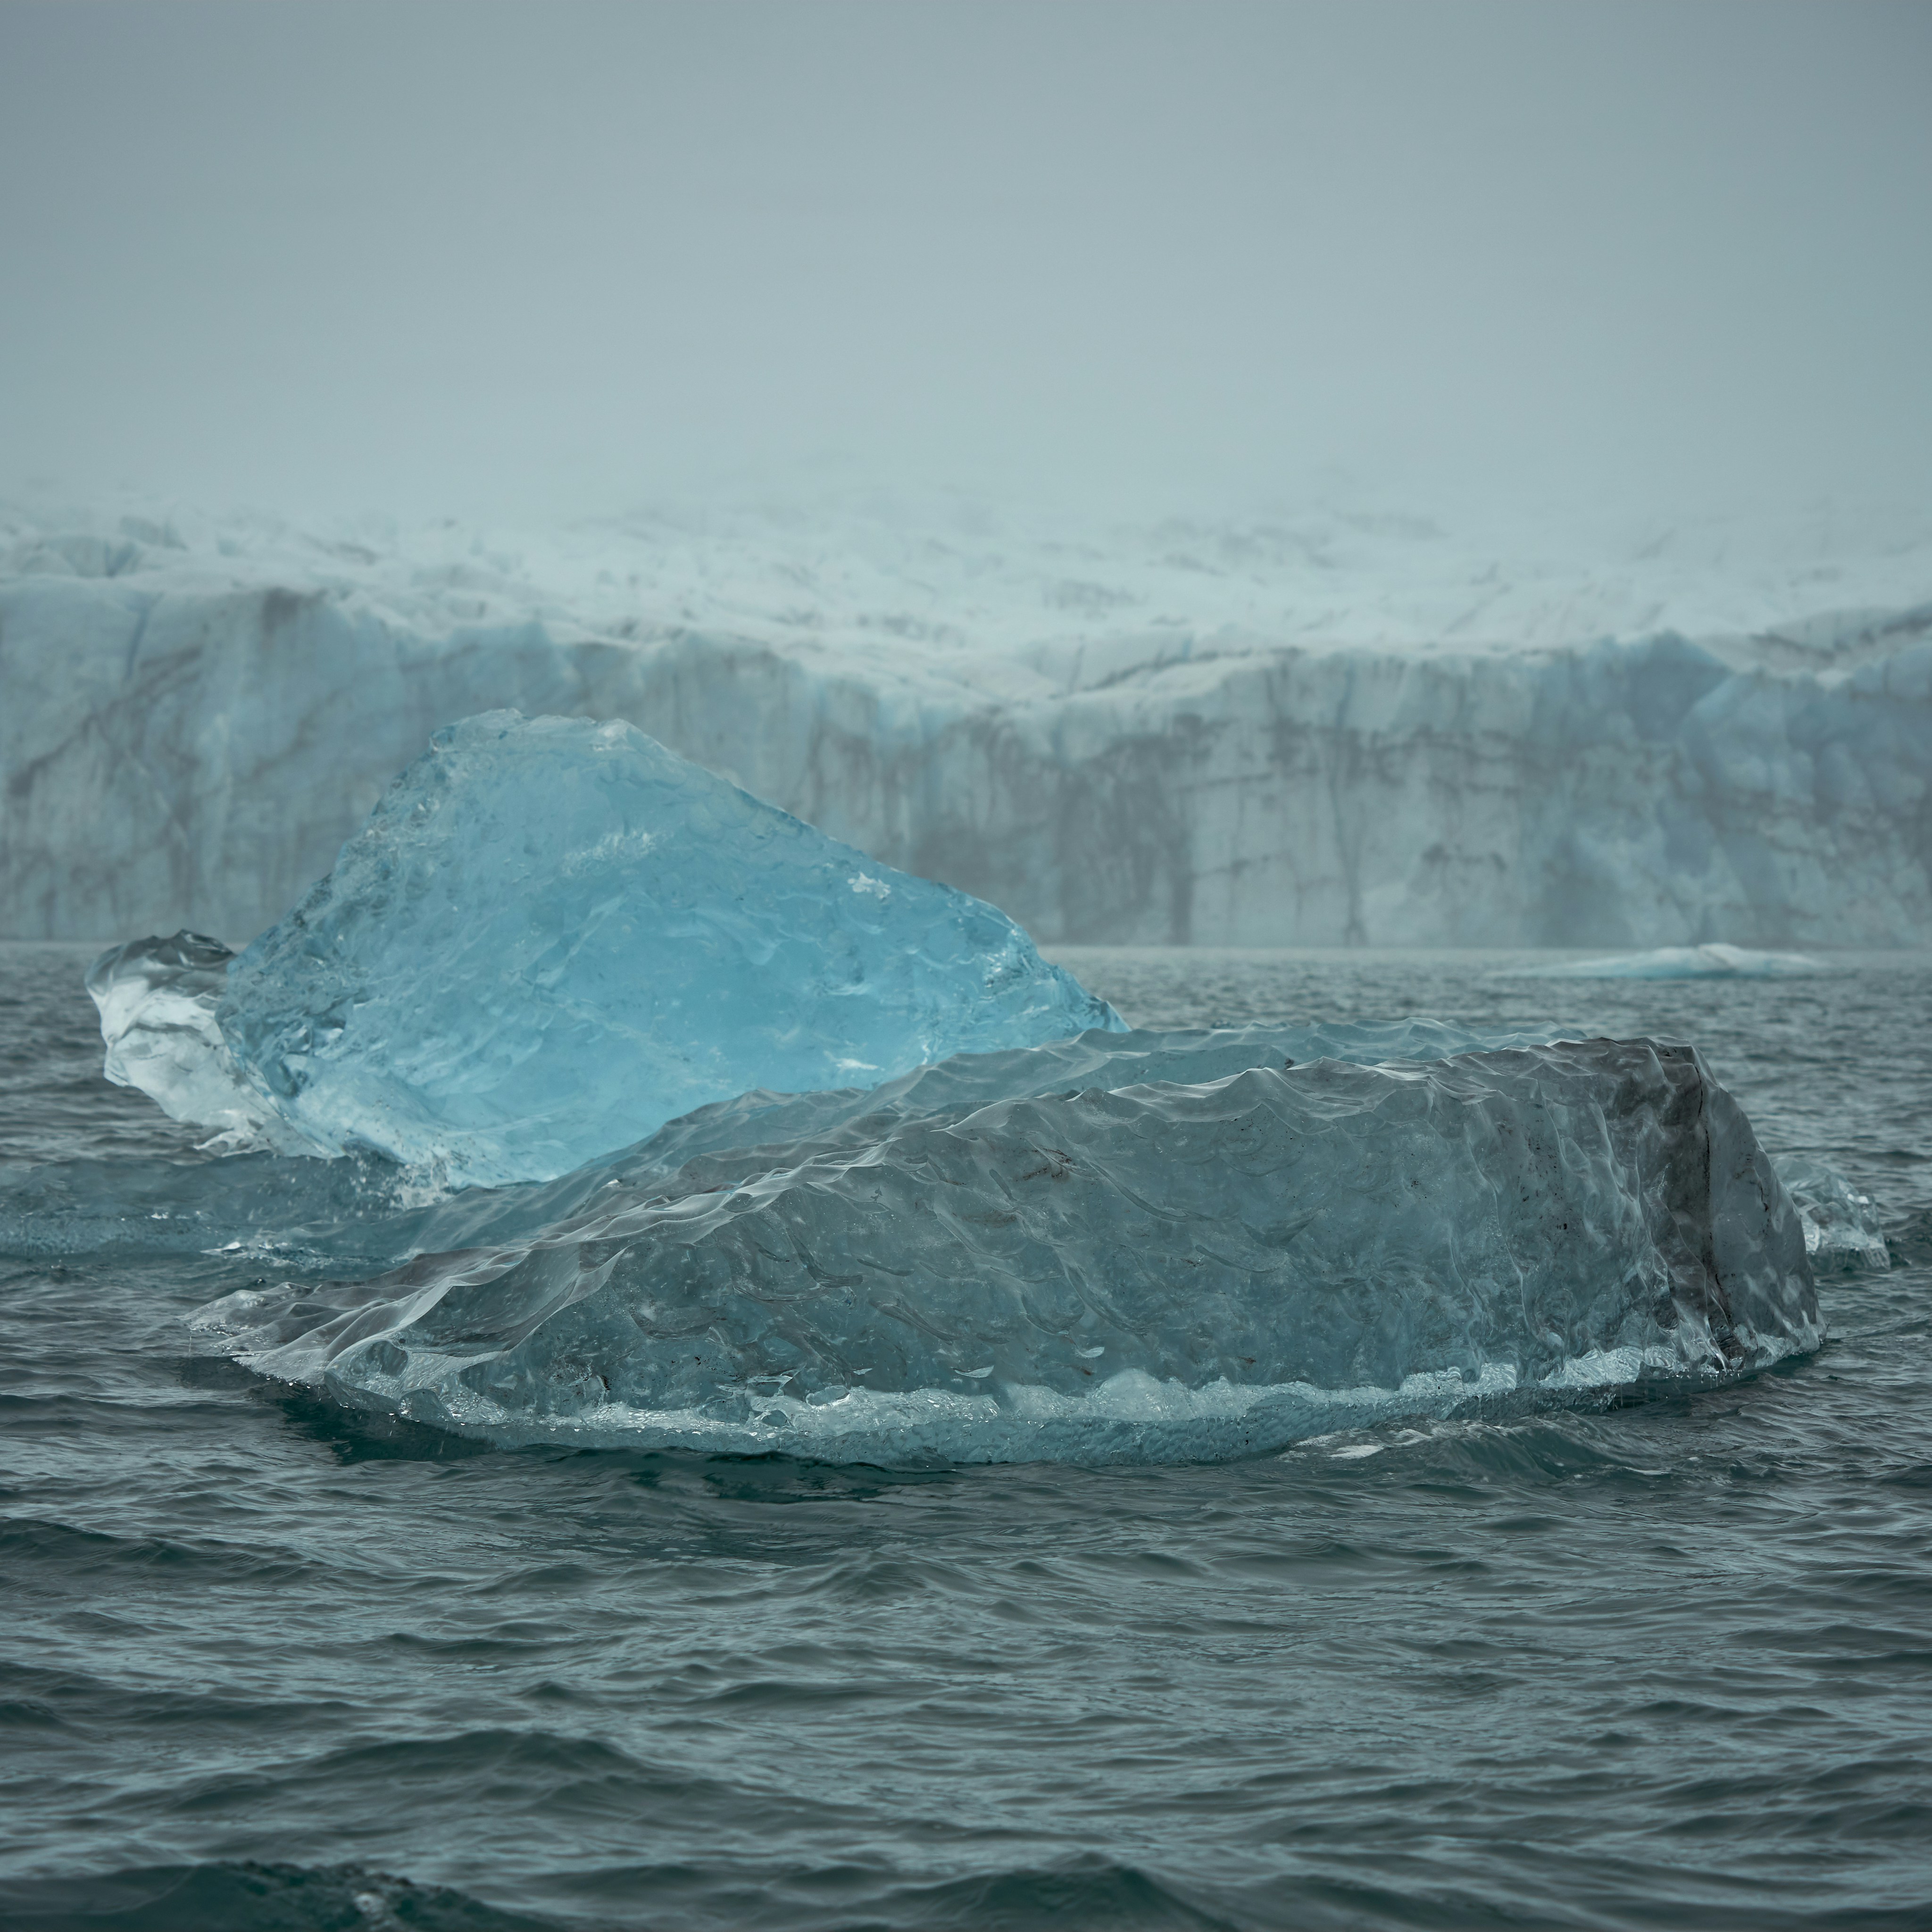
[95,711,1121,1187]
[191,1036,1822,1465]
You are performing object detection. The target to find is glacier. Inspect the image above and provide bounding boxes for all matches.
[4,498,1931,948]
[88,712,1119,1189]
[189,1034,1822,1465]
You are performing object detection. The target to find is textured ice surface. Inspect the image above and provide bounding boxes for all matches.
[192,1036,1821,1465]
[570,1016,1576,1189]
[1773,1155,1891,1272]
[93,714,1119,1188]
[1498,944,1827,981]
[18,1019,1559,1270]
[84,932,316,1153]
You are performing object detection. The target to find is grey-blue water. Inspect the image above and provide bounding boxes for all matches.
[3,942,1929,1931]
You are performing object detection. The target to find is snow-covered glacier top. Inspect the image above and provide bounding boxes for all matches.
[7,491,1929,705]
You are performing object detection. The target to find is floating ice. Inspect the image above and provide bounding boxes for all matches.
[1496,944,1827,981]
[1772,1155,1890,1272]
[192,1036,1821,1465]
[581,1014,1585,1192]
[85,932,311,1153]
[9,1018,1565,1270]
[92,713,1120,1187]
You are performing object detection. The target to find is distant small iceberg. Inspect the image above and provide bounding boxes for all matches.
[1496,944,1828,982]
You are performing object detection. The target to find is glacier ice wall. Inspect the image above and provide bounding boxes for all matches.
[5,512,1931,946]
[91,713,1118,1188]
[191,1035,1821,1464]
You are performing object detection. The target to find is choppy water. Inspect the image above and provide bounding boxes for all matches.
[3,941,1929,1931]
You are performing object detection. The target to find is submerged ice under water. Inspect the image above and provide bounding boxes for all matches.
[1,944,1926,1932]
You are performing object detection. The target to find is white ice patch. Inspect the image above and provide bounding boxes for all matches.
[1495,943,1827,981]
[85,933,321,1155]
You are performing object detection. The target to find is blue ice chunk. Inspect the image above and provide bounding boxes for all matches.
[192,1036,1822,1466]
[98,712,1122,1188]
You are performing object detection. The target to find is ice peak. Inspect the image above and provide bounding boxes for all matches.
[95,711,1121,1187]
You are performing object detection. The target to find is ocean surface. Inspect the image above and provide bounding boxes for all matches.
[2,941,1929,1931]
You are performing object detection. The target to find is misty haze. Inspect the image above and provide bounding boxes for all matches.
[4,1,1932,952]
[3,6,1930,1932]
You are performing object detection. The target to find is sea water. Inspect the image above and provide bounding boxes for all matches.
[2,944,1927,1930]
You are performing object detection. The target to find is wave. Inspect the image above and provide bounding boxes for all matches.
[0,1856,1232,1932]
[0,1862,551,1932]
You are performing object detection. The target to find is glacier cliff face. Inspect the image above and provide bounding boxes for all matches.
[4,506,1930,946]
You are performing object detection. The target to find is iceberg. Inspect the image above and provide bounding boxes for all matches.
[91,713,1120,1188]
[1773,1154,1891,1272]
[191,1035,1822,1466]
[85,930,307,1151]
[1495,944,1828,981]
[7,1018,1564,1271]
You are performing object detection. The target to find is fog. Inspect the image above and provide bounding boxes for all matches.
[3,0,1927,525]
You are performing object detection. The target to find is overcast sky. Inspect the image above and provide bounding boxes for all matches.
[2,0,1928,523]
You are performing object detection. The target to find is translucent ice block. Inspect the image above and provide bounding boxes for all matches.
[94,712,1121,1186]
